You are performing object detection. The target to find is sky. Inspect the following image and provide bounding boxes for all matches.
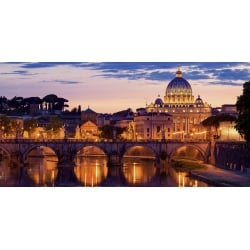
[1,62,250,113]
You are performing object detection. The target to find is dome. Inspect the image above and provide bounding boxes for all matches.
[195,95,204,107]
[154,95,164,106]
[164,69,194,104]
[195,95,203,104]
[166,69,192,94]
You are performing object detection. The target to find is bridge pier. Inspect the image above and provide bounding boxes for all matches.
[107,152,123,167]
[55,161,80,186]
[54,150,80,186]
[100,150,127,186]
[18,163,34,186]
[101,166,127,186]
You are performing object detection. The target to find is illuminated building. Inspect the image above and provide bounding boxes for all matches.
[79,120,99,140]
[146,69,212,139]
[134,112,172,140]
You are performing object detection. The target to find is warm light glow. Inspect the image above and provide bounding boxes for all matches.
[74,156,108,186]
[194,131,207,135]
[133,162,136,184]
[95,163,98,185]
[172,130,184,135]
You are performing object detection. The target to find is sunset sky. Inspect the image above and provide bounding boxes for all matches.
[0,62,249,113]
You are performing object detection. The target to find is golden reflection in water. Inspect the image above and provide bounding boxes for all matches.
[27,156,58,186]
[178,172,187,187]
[0,158,10,183]
[122,159,156,185]
[74,157,108,186]
[178,172,204,187]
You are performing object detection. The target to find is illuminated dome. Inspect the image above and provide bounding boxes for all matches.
[154,95,164,107]
[164,69,194,104]
[166,69,192,94]
[195,95,203,103]
[195,95,204,107]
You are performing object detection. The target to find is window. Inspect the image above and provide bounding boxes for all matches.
[157,126,161,133]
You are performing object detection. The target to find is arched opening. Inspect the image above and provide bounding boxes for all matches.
[74,146,108,186]
[171,145,205,161]
[26,146,58,186]
[0,147,12,186]
[167,146,209,187]
[122,146,156,185]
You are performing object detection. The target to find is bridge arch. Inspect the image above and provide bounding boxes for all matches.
[22,145,59,163]
[75,144,108,158]
[0,145,11,159]
[74,144,108,186]
[169,144,206,161]
[122,144,157,159]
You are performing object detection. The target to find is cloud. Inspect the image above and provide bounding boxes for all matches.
[1,62,250,85]
[0,70,37,76]
[215,69,250,80]
[20,62,84,69]
[54,80,81,84]
[40,79,81,85]
[206,80,243,86]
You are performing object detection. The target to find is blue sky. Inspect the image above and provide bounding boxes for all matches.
[0,62,249,113]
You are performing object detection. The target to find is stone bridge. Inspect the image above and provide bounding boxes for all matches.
[0,139,211,186]
[0,138,211,165]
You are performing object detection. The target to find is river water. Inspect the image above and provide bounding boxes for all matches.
[0,151,210,187]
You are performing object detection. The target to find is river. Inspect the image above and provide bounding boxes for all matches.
[0,150,210,187]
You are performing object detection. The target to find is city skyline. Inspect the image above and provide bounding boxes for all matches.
[0,62,250,113]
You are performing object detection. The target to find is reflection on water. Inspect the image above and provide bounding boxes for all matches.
[0,150,209,187]
[178,172,198,187]
[0,157,11,185]
[122,158,156,185]
[26,147,58,186]
[27,156,58,186]
[169,167,208,187]
[74,156,108,186]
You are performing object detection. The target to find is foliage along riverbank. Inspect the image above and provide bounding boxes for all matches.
[171,158,206,171]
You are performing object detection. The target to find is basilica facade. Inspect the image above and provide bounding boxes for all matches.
[145,69,212,140]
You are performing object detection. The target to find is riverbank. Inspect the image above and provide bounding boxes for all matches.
[171,158,206,171]
[189,164,250,187]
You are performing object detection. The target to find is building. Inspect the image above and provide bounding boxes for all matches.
[134,112,172,140]
[212,104,242,141]
[79,120,99,140]
[96,113,112,127]
[81,107,97,123]
[146,69,212,139]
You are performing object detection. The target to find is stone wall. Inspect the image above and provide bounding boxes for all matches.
[214,141,250,174]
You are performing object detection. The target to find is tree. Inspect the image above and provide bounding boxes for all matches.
[0,96,8,113]
[0,115,21,138]
[24,118,38,137]
[45,116,64,138]
[235,80,250,147]
[201,114,236,138]
[42,94,68,113]
[99,125,126,140]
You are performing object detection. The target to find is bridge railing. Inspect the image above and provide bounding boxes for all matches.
[0,138,210,144]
